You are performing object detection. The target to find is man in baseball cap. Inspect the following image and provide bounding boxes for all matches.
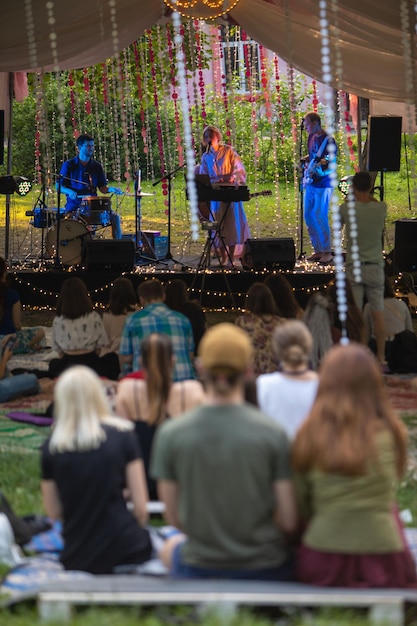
[151,323,297,580]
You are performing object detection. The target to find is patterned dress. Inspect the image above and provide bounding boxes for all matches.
[235,313,283,376]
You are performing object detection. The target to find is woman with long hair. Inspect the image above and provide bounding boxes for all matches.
[49,277,119,379]
[264,274,304,320]
[293,343,416,588]
[41,366,152,574]
[101,277,138,357]
[257,320,318,440]
[115,333,205,500]
[235,282,283,375]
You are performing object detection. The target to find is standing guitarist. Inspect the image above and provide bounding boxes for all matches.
[302,112,337,264]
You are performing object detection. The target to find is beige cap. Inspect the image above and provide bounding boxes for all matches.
[198,323,253,373]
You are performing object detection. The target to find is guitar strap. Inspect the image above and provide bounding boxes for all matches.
[314,134,329,160]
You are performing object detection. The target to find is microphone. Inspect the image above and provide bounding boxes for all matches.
[300,120,304,130]
[206,141,211,154]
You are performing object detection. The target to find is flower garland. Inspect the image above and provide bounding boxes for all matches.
[172,9,199,242]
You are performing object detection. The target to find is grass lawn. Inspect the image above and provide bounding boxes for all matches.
[2,170,416,261]
[0,173,415,624]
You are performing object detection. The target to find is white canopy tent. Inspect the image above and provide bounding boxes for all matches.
[0,0,415,103]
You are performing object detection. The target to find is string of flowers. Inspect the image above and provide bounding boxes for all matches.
[123,47,140,184]
[148,30,166,179]
[167,25,184,168]
[172,8,199,242]
[400,0,417,210]
[24,0,38,69]
[320,0,357,342]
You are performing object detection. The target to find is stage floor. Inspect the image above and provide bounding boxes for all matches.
[8,254,335,311]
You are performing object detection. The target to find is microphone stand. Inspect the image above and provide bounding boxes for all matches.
[153,164,185,262]
[54,175,63,268]
[134,169,163,265]
[298,123,306,260]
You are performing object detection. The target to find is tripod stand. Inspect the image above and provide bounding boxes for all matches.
[133,170,168,266]
[153,164,184,263]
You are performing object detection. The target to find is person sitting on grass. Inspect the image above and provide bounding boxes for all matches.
[41,366,152,574]
[0,334,44,402]
[292,342,417,588]
[0,257,45,354]
[151,323,297,580]
[115,333,205,501]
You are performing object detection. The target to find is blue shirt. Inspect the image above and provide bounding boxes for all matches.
[120,303,196,381]
[59,156,107,213]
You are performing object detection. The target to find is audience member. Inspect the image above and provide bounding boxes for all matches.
[164,279,206,351]
[257,321,318,440]
[326,280,365,344]
[0,257,44,353]
[0,335,43,402]
[292,343,417,588]
[303,292,333,369]
[264,274,304,320]
[120,279,195,381]
[151,323,297,580]
[48,277,120,380]
[364,276,413,355]
[41,366,152,574]
[115,333,205,500]
[235,282,283,375]
[101,277,138,357]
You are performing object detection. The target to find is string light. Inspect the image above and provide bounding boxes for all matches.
[163,0,241,20]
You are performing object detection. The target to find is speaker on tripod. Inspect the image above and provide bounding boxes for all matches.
[366,115,402,172]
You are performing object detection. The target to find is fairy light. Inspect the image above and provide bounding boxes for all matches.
[163,0,241,20]
[171,8,199,241]
[400,0,417,210]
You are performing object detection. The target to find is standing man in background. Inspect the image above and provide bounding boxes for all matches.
[302,112,336,265]
[340,171,387,369]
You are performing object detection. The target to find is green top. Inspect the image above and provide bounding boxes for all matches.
[340,199,387,266]
[296,429,403,553]
[151,403,292,570]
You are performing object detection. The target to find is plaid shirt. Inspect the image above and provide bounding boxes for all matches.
[120,302,195,381]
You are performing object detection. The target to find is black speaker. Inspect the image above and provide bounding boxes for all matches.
[83,239,135,271]
[367,115,402,172]
[241,238,296,270]
[0,110,4,166]
[394,219,417,272]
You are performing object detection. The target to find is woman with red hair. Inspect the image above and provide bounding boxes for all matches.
[293,342,416,588]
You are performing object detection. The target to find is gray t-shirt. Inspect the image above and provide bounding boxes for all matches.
[340,200,387,266]
[150,402,291,570]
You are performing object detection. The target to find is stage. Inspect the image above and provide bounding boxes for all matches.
[8,255,335,311]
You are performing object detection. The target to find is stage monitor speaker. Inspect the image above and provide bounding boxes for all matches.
[241,237,296,270]
[367,115,402,172]
[82,239,135,272]
[0,110,4,166]
[394,219,417,272]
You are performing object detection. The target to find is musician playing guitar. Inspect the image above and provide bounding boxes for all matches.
[302,112,337,264]
[198,126,251,267]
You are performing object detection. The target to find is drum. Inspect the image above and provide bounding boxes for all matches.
[32,207,65,229]
[46,219,91,266]
[77,196,112,226]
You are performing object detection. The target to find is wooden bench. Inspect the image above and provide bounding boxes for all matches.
[37,576,417,624]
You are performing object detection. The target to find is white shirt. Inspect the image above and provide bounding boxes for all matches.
[256,372,318,440]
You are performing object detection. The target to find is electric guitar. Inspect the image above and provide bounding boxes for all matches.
[302,155,330,188]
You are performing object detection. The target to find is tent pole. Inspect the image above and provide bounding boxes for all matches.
[5,72,13,261]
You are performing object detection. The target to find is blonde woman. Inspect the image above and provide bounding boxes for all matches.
[41,366,152,574]
[115,333,205,500]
